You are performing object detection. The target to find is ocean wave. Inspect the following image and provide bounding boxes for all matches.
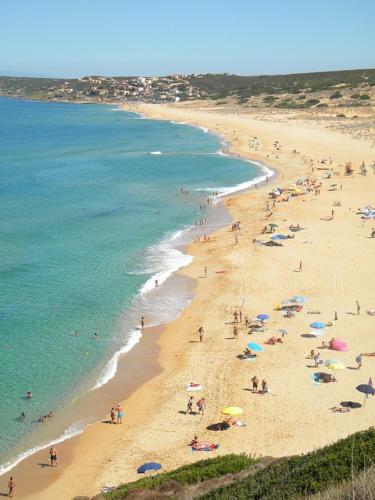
[149,151,162,155]
[200,162,274,198]
[0,421,86,477]
[90,227,193,390]
[91,327,142,390]
[139,237,193,295]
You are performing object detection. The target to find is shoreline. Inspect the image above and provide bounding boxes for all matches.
[2,100,375,499]
[0,104,272,496]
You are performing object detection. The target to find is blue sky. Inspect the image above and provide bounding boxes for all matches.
[1,0,374,77]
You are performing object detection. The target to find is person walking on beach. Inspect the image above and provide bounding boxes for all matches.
[356,300,361,315]
[116,403,124,424]
[187,396,194,414]
[261,379,268,394]
[155,279,159,288]
[233,310,238,323]
[198,326,204,342]
[140,316,145,329]
[239,310,242,323]
[298,260,303,272]
[49,446,59,468]
[334,311,338,322]
[8,477,15,498]
[356,353,363,369]
[233,325,238,339]
[197,398,206,416]
[251,375,259,392]
[204,266,207,278]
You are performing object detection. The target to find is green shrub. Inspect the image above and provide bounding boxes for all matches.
[305,98,320,107]
[351,93,360,98]
[360,94,370,100]
[263,95,278,103]
[105,454,255,499]
[199,428,375,499]
[317,103,329,108]
[330,90,343,99]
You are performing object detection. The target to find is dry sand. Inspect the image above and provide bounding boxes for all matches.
[2,101,375,499]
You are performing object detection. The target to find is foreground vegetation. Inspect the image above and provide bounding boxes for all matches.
[101,454,255,499]
[95,427,375,499]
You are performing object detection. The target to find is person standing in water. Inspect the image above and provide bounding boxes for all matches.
[140,316,145,329]
[155,279,159,288]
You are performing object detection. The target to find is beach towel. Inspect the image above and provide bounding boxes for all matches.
[186,383,202,392]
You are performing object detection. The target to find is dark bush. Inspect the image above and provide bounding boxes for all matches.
[330,90,343,99]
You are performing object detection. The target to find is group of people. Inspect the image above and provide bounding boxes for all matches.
[251,376,269,394]
[109,403,124,424]
[186,396,206,415]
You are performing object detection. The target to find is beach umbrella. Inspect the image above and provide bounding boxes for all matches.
[221,407,244,416]
[356,379,374,406]
[247,342,263,352]
[269,223,278,228]
[278,329,288,336]
[257,314,270,321]
[271,234,288,240]
[290,295,307,304]
[326,360,345,370]
[137,462,162,474]
[310,322,326,329]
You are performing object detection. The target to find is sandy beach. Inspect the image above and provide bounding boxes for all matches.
[2,101,375,499]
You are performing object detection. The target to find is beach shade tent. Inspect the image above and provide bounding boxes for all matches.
[257,314,270,321]
[310,322,327,329]
[247,342,263,352]
[356,382,375,406]
[271,234,288,240]
[221,407,244,416]
[137,462,162,474]
[326,360,345,370]
[331,338,349,352]
[269,223,278,228]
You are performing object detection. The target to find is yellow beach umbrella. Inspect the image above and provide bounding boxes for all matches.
[221,407,244,416]
[326,360,345,370]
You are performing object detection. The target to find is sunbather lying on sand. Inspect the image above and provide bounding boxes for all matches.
[265,336,283,345]
[192,442,219,451]
[330,406,350,413]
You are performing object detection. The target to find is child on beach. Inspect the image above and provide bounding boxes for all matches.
[197,398,206,415]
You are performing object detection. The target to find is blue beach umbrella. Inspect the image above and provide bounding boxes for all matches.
[271,234,288,240]
[247,342,263,352]
[257,314,270,321]
[137,462,162,474]
[356,381,375,407]
[290,295,307,304]
[310,322,326,329]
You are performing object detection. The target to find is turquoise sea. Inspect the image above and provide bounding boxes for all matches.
[0,97,269,473]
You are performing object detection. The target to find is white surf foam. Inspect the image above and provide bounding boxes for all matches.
[139,238,193,295]
[0,421,86,477]
[149,151,162,155]
[91,327,142,390]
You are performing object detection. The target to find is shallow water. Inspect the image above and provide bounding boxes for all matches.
[0,97,265,472]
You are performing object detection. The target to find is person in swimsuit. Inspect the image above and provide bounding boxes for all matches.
[140,316,145,329]
[110,407,116,424]
[116,403,124,424]
[8,477,15,497]
[187,396,194,414]
[251,375,259,392]
[49,446,59,467]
